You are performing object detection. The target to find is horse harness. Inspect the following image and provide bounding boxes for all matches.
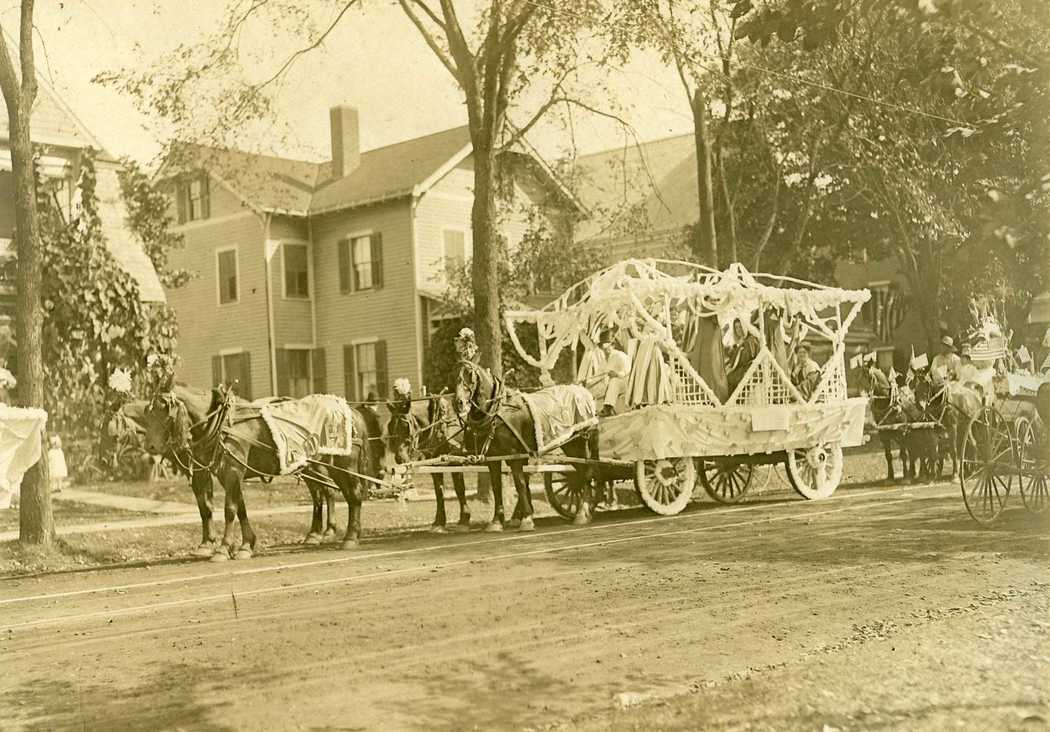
[456,361,533,456]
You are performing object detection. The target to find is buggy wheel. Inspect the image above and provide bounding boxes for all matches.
[1016,417,1048,515]
[542,470,583,520]
[959,407,1014,525]
[785,443,843,500]
[697,458,754,504]
[634,458,695,515]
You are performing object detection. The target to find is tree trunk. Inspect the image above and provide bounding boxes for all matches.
[470,145,503,377]
[692,87,718,269]
[8,101,52,546]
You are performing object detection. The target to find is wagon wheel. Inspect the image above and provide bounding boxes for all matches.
[959,406,1014,525]
[542,470,584,520]
[784,443,844,500]
[696,458,754,504]
[634,457,695,515]
[1016,417,1049,515]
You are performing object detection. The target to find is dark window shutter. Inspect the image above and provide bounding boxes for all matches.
[374,339,388,400]
[176,181,188,224]
[238,352,252,401]
[371,232,383,289]
[312,348,327,394]
[275,348,290,397]
[200,174,211,219]
[343,345,356,400]
[211,355,221,387]
[338,239,350,294]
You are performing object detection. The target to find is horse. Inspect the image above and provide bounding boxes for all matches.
[102,398,341,556]
[141,384,379,560]
[858,365,915,482]
[454,361,600,531]
[910,369,961,480]
[385,391,470,532]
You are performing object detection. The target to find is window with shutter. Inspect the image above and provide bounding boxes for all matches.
[354,342,378,401]
[374,339,388,399]
[283,243,310,299]
[351,234,373,290]
[212,352,252,400]
[180,173,211,222]
[286,349,311,398]
[275,349,290,397]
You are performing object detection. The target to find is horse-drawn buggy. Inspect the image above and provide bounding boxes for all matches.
[952,313,1050,525]
[394,259,871,522]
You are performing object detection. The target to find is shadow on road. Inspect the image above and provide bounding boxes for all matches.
[4,662,234,731]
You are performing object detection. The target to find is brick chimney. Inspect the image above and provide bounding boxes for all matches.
[330,106,360,178]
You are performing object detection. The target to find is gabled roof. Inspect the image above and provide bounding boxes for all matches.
[164,126,475,216]
[569,133,697,241]
[165,125,583,218]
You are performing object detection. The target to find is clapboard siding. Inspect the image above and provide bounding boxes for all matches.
[269,215,313,349]
[164,213,270,398]
[311,199,420,398]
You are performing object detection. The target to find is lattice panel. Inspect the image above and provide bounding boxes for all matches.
[669,352,720,407]
[729,350,800,407]
[811,351,847,403]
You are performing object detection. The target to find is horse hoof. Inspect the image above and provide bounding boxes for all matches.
[484,521,504,533]
[303,534,322,546]
[573,512,592,526]
[340,540,359,550]
[210,548,231,563]
[518,517,535,532]
[234,548,253,561]
[449,523,470,533]
[507,518,521,529]
[429,524,448,534]
[322,530,339,543]
[192,543,216,558]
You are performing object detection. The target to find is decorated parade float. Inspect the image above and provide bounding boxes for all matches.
[499,259,871,515]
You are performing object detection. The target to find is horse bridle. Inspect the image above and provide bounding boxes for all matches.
[148,391,232,473]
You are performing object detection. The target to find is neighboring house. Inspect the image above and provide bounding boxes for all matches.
[159,106,578,401]
[0,71,165,367]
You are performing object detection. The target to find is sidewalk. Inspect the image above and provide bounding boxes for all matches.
[52,487,196,514]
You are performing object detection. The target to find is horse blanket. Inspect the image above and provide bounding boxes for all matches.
[519,384,597,454]
[258,394,355,474]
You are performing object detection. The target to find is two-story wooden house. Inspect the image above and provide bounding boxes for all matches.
[160,106,577,401]
[0,71,165,369]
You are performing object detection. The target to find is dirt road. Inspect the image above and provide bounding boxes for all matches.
[1,482,1046,731]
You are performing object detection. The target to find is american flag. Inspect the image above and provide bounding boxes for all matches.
[870,283,908,343]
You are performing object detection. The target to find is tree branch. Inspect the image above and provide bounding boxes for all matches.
[0,26,21,115]
[398,0,458,81]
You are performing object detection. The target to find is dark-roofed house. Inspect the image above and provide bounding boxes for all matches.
[159,107,576,400]
[0,71,165,366]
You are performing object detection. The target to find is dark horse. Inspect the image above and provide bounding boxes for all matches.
[103,399,339,556]
[454,362,599,531]
[910,370,961,480]
[142,384,380,560]
[859,365,915,482]
[386,391,470,532]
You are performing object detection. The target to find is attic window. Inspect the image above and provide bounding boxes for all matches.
[177,174,210,223]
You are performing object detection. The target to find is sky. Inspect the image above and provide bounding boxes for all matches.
[7,0,696,167]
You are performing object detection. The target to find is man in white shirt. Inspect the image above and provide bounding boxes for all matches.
[591,332,631,417]
[930,336,961,385]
